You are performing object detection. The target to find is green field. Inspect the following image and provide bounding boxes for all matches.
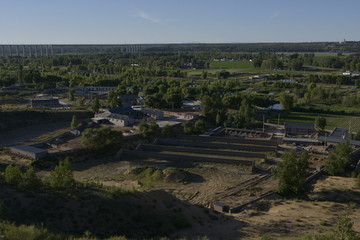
[210,60,254,69]
[272,111,360,132]
[186,60,342,78]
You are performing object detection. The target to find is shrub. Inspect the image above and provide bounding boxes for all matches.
[49,157,76,191]
[19,167,42,190]
[272,150,309,195]
[4,165,22,186]
[82,127,122,150]
[325,142,352,176]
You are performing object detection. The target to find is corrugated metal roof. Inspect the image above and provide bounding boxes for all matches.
[10,145,47,154]
[284,122,315,129]
[107,114,130,120]
[283,137,319,143]
[318,136,360,146]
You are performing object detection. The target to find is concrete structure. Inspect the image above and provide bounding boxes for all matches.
[121,94,139,107]
[329,127,349,139]
[182,100,202,110]
[74,86,116,97]
[213,202,229,213]
[139,108,164,120]
[29,98,60,108]
[282,137,319,145]
[107,113,134,127]
[162,109,200,120]
[94,107,137,127]
[10,145,48,160]
[318,127,360,147]
[284,122,315,135]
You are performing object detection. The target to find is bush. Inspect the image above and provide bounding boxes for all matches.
[19,167,42,190]
[82,127,122,150]
[49,157,76,191]
[272,150,309,195]
[4,165,22,186]
[325,142,352,176]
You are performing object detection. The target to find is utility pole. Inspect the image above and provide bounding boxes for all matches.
[262,115,265,133]
[277,114,280,125]
[349,120,352,139]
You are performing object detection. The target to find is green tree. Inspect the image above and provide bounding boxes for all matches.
[20,167,41,190]
[139,122,160,139]
[316,117,327,130]
[354,129,360,141]
[161,125,173,137]
[272,150,309,195]
[92,98,101,113]
[81,127,123,150]
[4,165,22,186]
[182,121,193,135]
[194,119,207,134]
[68,89,75,101]
[215,112,223,126]
[50,157,76,190]
[288,58,303,71]
[253,57,263,68]
[108,90,122,108]
[77,97,86,107]
[325,141,352,176]
[71,115,79,129]
[239,98,253,127]
[201,71,208,79]
[279,94,294,111]
[335,216,359,240]
[216,70,230,79]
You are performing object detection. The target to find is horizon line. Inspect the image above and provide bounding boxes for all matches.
[0,40,357,45]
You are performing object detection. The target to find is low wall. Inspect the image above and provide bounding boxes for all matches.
[141,144,266,159]
[179,135,278,146]
[157,139,277,152]
[123,150,255,167]
[48,148,84,160]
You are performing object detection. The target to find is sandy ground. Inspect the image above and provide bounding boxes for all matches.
[71,156,360,239]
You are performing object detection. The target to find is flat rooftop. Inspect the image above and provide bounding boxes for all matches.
[10,145,47,154]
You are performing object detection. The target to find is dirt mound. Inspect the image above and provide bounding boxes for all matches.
[0,185,225,239]
[163,168,192,183]
[126,166,202,184]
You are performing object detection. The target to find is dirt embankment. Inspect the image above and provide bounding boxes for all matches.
[0,110,92,131]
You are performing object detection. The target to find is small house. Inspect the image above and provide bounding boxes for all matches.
[213,201,229,213]
[121,94,139,107]
[107,114,134,127]
[30,98,60,108]
[140,108,164,120]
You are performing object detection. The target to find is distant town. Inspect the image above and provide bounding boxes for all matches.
[0,42,360,239]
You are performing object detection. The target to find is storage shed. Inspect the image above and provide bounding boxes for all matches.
[284,122,315,135]
[10,145,48,160]
[213,201,229,213]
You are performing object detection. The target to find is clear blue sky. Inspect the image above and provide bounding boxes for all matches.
[0,0,359,44]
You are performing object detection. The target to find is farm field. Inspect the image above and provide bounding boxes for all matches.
[272,111,360,131]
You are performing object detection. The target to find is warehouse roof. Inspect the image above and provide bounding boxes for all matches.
[284,122,315,129]
[10,145,47,154]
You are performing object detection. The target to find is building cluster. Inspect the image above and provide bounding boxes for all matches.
[283,122,360,147]
[92,106,200,127]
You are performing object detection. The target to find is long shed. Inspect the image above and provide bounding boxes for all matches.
[10,145,48,160]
